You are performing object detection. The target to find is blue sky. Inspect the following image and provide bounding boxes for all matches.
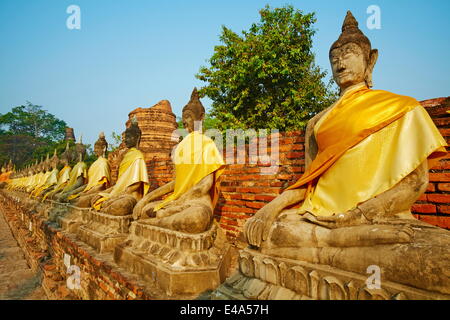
[1,0,449,147]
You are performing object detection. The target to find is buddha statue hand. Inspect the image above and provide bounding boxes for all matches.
[309,208,371,229]
[245,189,306,248]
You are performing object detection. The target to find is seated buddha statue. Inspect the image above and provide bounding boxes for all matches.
[42,144,72,200]
[91,117,149,216]
[55,140,88,202]
[132,88,225,234]
[29,154,50,196]
[25,159,44,193]
[243,11,449,294]
[32,151,59,198]
[67,132,111,206]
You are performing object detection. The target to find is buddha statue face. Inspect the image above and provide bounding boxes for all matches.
[330,11,378,91]
[124,117,141,149]
[94,132,108,157]
[330,42,368,90]
[182,109,204,133]
[182,88,205,133]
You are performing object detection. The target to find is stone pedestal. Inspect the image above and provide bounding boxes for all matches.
[213,248,450,300]
[58,205,88,233]
[114,221,232,296]
[77,210,132,254]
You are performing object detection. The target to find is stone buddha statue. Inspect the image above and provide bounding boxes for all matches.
[30,154,51,193]
[91,117,149,216]
[42,143,72,200]
[54,139,88,202]
[68,132,111,207]
[241,11,449,295]
[32,151,59,198]
[26,159,43,193]
[132,88,225,234]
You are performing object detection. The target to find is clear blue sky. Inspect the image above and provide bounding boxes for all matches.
[1,0,449,147]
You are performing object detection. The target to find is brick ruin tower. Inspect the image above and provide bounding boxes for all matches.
[64,127,76,141]
[108,100,178,184]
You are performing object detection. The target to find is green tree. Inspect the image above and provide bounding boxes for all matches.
[196,5,337,131]
[0,102,67,168]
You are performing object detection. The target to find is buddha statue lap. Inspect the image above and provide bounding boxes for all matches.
[221,11,449,299]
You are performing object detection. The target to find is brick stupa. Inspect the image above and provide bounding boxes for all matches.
[108,100,178,184]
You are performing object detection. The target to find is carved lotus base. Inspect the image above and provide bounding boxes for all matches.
[114,221,232,296]
[212,248,450,300]
[77,210,132,254]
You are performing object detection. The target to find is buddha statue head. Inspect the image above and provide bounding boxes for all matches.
[50,149,59,169]
[182,88,205,133]
[75,135,86,162]
[329,11,378,91]
[94,132,108,158]
[60,142,71,166]
[124,116,142,149]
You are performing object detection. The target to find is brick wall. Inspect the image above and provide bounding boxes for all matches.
[146,97,450,241]
[412,97,450,229]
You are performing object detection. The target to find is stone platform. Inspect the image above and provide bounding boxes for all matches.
[114,221,232,296]
[77,210,132,254]
[213,248,450,300]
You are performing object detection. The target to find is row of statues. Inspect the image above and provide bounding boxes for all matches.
[4,87,224,236]
[1,11,449,298]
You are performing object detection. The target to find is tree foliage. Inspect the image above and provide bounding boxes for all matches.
[0,102,67,168]
[196,5,337,131]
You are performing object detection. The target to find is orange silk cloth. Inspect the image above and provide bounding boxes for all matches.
[288,86,432,191]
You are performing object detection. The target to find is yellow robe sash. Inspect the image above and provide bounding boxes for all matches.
[290,86,447,216]
[43,166,71,200]
[30,171,51,197]
[154,131,225,211]
[62,161,88,193]
[93,148,149,210]
[26,173,43,192]
[67,156,110,200]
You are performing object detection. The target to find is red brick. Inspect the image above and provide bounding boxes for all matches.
[437,183,450,192]
[286,152,304,160]
[417,194,428,201]
[439,128,450,137]
[411,204,437,214]
[246,202,266,209]
[438,205,450,214]
[220,206,256,214]
[429,173,450,182]
[241,194,255,201]
[426,183,436,192]
[427,194,450,204]
[254,194,276,202]
[417,215,450,229]
[219,223,238,232]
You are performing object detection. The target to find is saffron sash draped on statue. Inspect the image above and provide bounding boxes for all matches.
[67,156,110,200]
[287,85,447,216]
[61,161,88,193]
[154,131,225,212]
[42,166,71,200]
[92,148,149,211]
